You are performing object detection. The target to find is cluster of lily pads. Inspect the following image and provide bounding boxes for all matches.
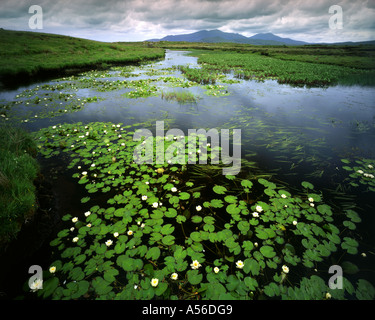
[30,121,374,300]
[1,61,243,125]
[0,84,103,122]
[341,158,375,192]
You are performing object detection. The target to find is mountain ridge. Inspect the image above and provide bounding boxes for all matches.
[147,29,308,45]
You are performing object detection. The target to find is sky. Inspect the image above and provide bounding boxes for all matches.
[1,0,375,43]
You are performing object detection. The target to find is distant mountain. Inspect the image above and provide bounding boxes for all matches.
[147,29,308,46]
[248,32,307,45]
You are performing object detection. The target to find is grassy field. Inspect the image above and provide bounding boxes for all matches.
[0,29,164,82]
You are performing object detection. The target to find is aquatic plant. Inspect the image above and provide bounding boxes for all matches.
[178,66,218,85]
[30,122,373,300]
[161,91,199,104]
[341,158,375,192]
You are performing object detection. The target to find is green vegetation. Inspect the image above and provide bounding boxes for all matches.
[341,158,375,191]
[152,42,375,87]
[1,32,374,300]
[0,29,164,81]
[178,66,218,84]
[0,126,39,245]
[155,41,375,69]
[27,122,373,300]
[161,91,199,104]
[194,50,373,87]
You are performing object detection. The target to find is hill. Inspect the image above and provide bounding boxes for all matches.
[0,29,164,86]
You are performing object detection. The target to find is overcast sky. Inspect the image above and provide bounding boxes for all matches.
[1,0,374,43]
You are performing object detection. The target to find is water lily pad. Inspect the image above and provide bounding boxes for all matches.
[260,245,276,258]
[213,185,227,194]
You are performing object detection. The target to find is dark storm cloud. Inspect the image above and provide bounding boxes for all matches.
[0,0,374,42]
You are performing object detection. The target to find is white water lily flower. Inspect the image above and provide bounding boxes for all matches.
[72,237,79,243]
[369,174,374,179]
[171,187,177,192]
[196,205,202,211]
[152,202,159,208]
[252,212,259,218]
[325,292,332,299]
[127,230,133,236]
[142,195,147,200]
[72,217,78,223]
[282,265,289,274]
[236,260,244,269]
[70,227,75,232]
[214,267,220,274]
[357,170,364,174]
[87,223,92,228]
[308,197,314,202]
[105,239,113,247]
[190,260,202,270]
[293,220,298,225]
[281,194,287,199]
[255,205,263,213]
[30,279,43,292]
[113,232,119,237]
[49,266,56,274]
[91,163,95,167]
[368,165,374,169]
[82,171,87,176]
[141,223,145,228]
[310,203,315,207]
[171,273,178,280]
[151,278,159,287]
[84,211,91,217]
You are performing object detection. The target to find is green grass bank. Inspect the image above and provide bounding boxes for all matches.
[0,29,164,83]
[0,126,39,246]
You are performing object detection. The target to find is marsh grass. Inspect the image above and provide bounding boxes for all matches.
[178,65,218,84]
[0,125,39,245]
[160,44,375,87]
[161,90,199,104]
